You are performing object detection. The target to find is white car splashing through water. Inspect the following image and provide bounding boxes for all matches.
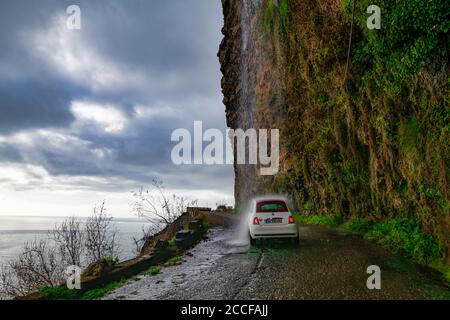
[247,196,299,245]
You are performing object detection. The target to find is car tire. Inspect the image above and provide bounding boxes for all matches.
[291,235,300,245]
[249,233,256,246]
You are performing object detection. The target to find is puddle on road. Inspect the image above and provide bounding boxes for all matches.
[225,213,252,254]
[104,226,305,300]
[104,227,254,300]
[225,239,250,254]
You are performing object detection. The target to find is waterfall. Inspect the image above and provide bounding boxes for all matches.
[238,0,259,130]
[232,0,261,211]
[227,0,261,249]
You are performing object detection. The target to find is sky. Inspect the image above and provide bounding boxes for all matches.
[0,0,234,217]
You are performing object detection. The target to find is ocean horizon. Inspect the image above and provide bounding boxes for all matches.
[0,215,152,269]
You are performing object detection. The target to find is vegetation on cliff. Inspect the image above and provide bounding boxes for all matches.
[257,0,449,269]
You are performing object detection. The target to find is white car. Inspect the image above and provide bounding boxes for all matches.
[247,196,299,244]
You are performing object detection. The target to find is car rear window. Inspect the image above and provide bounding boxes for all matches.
[256,200,288,213]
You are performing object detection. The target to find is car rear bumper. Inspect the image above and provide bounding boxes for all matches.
[249,224,298,239]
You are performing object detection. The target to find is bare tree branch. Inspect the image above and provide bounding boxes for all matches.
[0,240,64,297]
[0,202,120,298]
[85,202,118,262]
[131,179,197,252]
[51,216,85,267]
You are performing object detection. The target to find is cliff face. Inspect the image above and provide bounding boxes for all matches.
[219,0,255,209]
[219,0,449,262]
[219,0,285,208]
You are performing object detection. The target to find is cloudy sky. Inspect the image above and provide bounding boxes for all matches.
[0,0,234,217]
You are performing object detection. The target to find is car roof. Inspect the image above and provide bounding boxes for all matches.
[252,195,288,203]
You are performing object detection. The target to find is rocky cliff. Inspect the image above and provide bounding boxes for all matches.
[219,0,449,262]
[219,0,286,208]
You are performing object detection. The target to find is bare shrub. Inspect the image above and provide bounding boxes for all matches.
[51,216,85,267]
[0,202,120,298]
[132,225,159,255]
[132,178,197,226]
[0,240,64,297]
[0,265,22,297]
[215,200,233,212]
[85,202,118,262]
[131,179,197,252]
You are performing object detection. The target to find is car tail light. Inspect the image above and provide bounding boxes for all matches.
[288,215,295,224]
[253,217,260,225]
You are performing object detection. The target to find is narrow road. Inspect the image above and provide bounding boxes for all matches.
[104,225,450,300]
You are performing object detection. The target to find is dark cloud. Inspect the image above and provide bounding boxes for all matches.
[0,80,75,134]
[81,0,222,94]
[0,144,23,163]
[0,0,232,198]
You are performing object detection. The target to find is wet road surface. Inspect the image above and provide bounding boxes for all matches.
[104,225,450,300]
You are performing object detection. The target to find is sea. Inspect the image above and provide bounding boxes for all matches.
[0,215,152,268]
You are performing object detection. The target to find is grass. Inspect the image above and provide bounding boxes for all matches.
[293,212,340,227]
[39,278,128,300]
[263,0,289,36]
[263,0,276,32]
[202,220,211,230]
[380,256,450,299]
[444,269,450,283]
[101,256,119,265]
[164,256,182,267]
[364,218,441,265]
[147,267,161,276]
[382,256,416,273]
[339,219,375,234]
[168,237,177,246]
[278,0,289,35]
[81,278,128,300]
[39,286,79,300]
[296,213,448,283]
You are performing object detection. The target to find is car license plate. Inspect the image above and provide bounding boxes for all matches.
[265,218,283,224]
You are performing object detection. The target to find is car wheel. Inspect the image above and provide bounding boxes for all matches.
[249,232,256,246]
[291,235,300,245]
